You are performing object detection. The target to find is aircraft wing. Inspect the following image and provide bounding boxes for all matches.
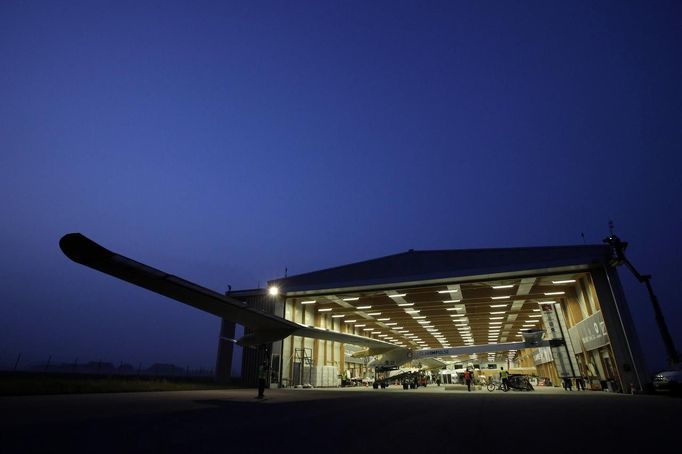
[416,357,447,370]
[59,233,398,351]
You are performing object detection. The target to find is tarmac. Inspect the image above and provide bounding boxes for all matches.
[1,385,678,453]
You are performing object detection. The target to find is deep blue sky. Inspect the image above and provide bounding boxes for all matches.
[1,1,680,373]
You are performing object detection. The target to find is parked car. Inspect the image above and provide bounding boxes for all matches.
[653,369,682,394]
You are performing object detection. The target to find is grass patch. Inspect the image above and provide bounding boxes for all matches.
[0,373,238,396]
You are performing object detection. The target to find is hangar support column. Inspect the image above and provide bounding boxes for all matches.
[215,318,235,383]
[590,266,648,392]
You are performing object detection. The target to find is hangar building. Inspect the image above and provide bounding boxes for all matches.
[216,242,648,393]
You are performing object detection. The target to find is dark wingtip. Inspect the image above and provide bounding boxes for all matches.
[59,233,112,264]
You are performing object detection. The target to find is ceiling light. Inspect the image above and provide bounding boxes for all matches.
[384,322,398,326]
[552,279,576,284]
[438,289,458,294]
[443,299,461,303]
[491,296,510,300]
[398,303,414,307]
[522,324,536,327]
[344,319,357,323]
[405,310,420,314]
[377,318,390,321]
[362,328,373,331]
[357,306,372,310]
[342,297,359,301]
[367,312,381,316]
[490,311,506,315]
[490,304,508,308]
[418,320,431,324]
[529,314,543,318]
[450,314,465,318]
[533,309,541,312]
[318,308,332,312]
[490,316,504,320]
[371,331,381,334]
[492,284,514,289]
[544,292,565,296]
[331,314,345,318]
[301,300,316,305]
[389,294,407,298]
[355,324,366,327]
[413,316,426,319]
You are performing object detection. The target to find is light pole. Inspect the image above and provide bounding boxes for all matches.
[603,233,679,367]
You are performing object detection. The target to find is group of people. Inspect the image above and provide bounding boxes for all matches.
[462,366,509,391]
[562,376,587,391]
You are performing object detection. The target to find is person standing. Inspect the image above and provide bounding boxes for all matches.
[464,368,473,391]
[499,367,509,391]
[257,360,268,398]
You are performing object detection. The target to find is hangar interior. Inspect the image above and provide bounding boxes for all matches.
[219,245,646,393]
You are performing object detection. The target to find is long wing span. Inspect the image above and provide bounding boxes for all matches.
[59,233,396,350]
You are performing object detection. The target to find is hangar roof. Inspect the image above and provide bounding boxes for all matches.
[270,244,611,294]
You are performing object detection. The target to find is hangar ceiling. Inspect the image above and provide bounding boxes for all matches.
[287,273,586,362]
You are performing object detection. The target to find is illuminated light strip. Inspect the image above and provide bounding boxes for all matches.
[529,314,543,318]
[443,299,461,303]
[398,303,414,307]
[490,311,506,315]
[342,297,359,301]
[331,314,345,318]
[357,306,372,310]
[490,316,505,320]
[362,328,373,331]
[366,312,381,316]
[301,300,316,305]
[537,301,556,304]
[354,324,366,327]
[492,285,514,289]
[377,318,390,321]
[343,319,357,323]
[318,308,332,312]
[491,296,510,300]
[389,294,407,298]
[544,292,565,296]
[413,316,426,319]
[384,322,398,326]
[438,289,458,294]
[450,314,465,317]
[552,279,576,284]
[405,310,420,314]
[490,304,508,308]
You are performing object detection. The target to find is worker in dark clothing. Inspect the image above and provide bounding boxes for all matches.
[257,360,268,398]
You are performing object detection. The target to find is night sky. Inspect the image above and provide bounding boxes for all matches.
[2,1,680,373]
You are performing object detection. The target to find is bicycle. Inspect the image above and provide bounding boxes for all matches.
[487,381,509,392]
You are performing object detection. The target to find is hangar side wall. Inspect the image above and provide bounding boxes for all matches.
[589,266,648,392]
